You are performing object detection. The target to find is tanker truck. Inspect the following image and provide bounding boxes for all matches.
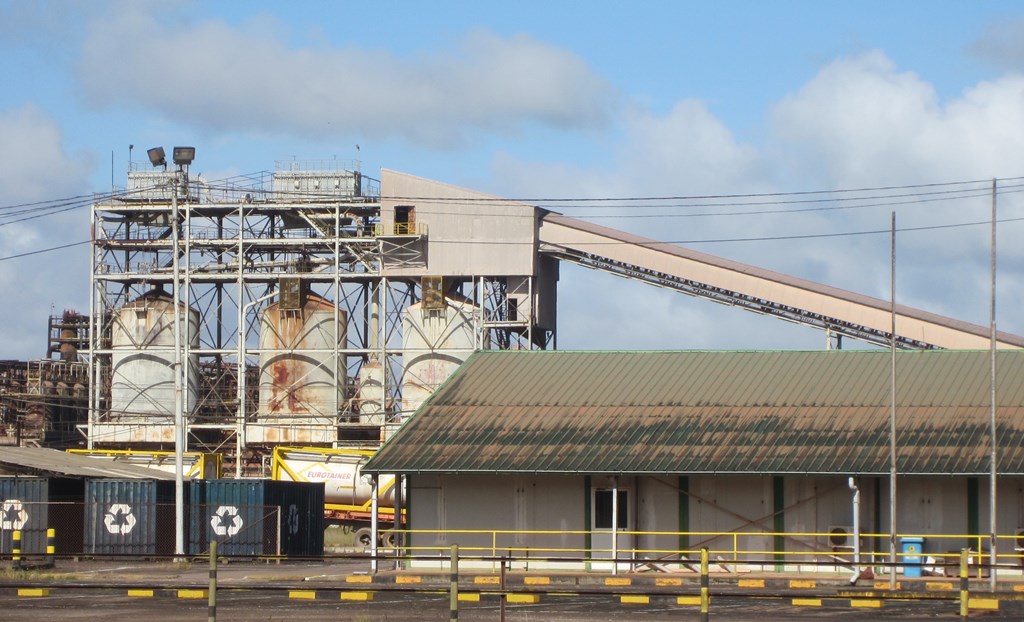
[270,446,400,548]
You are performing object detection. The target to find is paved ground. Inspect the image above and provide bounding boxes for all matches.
[1,559,1022,620]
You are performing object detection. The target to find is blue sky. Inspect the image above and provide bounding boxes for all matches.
[2,1,1024,358]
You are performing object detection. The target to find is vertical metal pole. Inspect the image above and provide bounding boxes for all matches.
[236,200,245,478]
[500,549,507,622]
[959,547,969,619]
[87,204,96,450]
[889,211,898,589]
[394,474,404,569]
[989,178,998,590]
[449,543,459,622]
[172,180,185,558]
[849,477,861,584]
[700,546,710,622]
[333,201,342,442]
[371,474,379,574]
[611,477,619,576]
[183,175,192,459]
[208,539,217,622]
[380,277,388,426]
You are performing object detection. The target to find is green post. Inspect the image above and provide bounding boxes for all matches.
[959,547,969,619]
[773,476,785,569]
[11,530,21,570]
[450,543,459,621]
[700,546,710,622]
[209,540,217,622]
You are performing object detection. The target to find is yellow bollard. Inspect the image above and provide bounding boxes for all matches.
[700,547,710,622]
[959,548,969,619]
[450,544,459,622]
[46,528,55,567]
[11,530,21,570]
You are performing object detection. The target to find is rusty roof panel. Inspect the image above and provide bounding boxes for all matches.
[364,350,1024,476]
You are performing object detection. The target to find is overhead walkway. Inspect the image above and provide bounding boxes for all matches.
[538,214,1024,350]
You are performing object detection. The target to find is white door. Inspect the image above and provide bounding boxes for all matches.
[592,486,633,570]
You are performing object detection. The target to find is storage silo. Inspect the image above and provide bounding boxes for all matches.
[110,290,199,422]
[400,297,484,419]
[254,292,346,444]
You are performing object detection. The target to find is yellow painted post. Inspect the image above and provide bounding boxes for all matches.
[700,546,710,622]
[45,528,55,567]
[959,548,969,619]
[450,544,459,622]
[208,540,217,622]
[11,530,21,570]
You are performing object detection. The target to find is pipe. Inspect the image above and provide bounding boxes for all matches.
[848,477,861,584]
[611,476,619,576]
[236,291,276,478]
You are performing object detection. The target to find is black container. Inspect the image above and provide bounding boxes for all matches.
[189,479,324,556]
[84,479,183,556]
[0,477,85,556]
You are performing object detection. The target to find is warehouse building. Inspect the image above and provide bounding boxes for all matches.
[364,349,1024,570]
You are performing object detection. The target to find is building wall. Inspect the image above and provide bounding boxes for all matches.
[407,472,1024,565]
[380,170,538,278]
[408,474,587,558]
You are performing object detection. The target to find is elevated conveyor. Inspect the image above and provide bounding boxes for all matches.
[539,213,1024,350]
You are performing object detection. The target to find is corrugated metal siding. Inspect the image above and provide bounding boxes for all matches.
[84,479,177,555]
[365,350,1024,476]
[0,478,49,555]
[189,480,324,557]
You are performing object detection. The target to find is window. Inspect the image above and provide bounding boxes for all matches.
[594,489,628,529]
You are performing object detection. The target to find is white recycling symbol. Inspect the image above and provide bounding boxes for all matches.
[103,503,137,535]
[211,505,243,537]
[0,500,28,531]
[287,504,300,535]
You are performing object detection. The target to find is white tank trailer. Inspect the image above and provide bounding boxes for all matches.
[252,293,346,444]
[271,446,398,548]
[400,298,485,419]
[110,291,199,423]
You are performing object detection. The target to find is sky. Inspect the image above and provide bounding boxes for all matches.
[2,0,1024,358]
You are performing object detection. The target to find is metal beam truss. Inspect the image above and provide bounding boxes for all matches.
[86,166,550,472]
[543,245,937,350]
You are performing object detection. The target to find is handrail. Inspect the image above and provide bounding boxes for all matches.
[376,528,1019,575]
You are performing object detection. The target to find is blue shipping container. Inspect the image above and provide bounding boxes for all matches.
[189,479,323,557]
[0,477,84,556]
[84,479,182,556]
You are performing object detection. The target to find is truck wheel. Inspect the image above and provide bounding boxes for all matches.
[354,528,373,549]
[382,529,399,548]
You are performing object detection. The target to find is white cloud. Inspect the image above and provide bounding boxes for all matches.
[75,8,615,147]
[972,16,1024,69]
[773,50,1024,186]
[0,105,92,359]
[489,50,1024,347]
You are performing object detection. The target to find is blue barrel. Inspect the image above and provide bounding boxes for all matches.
[900,537,924,577]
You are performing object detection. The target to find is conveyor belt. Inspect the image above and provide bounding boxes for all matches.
[539,214,1024,350]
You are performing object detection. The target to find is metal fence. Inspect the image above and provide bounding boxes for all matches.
[0,501,281,559]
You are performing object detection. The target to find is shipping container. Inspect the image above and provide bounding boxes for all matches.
[189,479,324,557]
[0,477,84,556]
[84,479,182,556]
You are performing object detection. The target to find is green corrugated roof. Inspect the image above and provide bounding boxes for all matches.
[364,350,1024,476]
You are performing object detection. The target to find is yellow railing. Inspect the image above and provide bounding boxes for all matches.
[375,528,1020,574]
[372,222,427,236]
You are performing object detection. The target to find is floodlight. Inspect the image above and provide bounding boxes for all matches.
[147,147,166,167]
[173,146,196,166]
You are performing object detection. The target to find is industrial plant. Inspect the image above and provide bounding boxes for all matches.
[4,147,1024,578]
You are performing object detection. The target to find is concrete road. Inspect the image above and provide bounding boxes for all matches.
[0,589,1017,621]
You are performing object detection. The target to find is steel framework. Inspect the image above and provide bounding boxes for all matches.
[87,160,551,473]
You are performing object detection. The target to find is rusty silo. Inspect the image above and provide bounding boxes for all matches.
[254,287,346,444]
[110,290,199,425]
